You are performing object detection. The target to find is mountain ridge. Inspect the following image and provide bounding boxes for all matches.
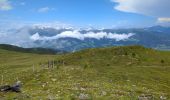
[0,44,65,54]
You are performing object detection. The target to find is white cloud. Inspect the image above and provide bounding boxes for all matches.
[57,31,84,40]
[30,32,40,41]
[83,32,107,40]
[107,33,134,41]
[112,0,170,18]
[30,31,135,41]
[38,7,51,13]
[0,0,12,11]
[33,22,73,30]
[0,27,35,47]
[158,18,170,23]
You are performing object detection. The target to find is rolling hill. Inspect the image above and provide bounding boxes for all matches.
[0,45,170,99]
[0,44,64,54]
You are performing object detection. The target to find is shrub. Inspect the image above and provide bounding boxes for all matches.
[132,53,136,57]
[161,59,165,64]
[106,63,110,66]
[84,63,91,69]
[125,52,128,55]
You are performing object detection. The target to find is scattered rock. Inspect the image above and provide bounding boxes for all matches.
[160,96,167,100]
[101,91,107,96]
[42,84,45,88]
[126,80,130,82]
[126,62,132,66]
[51,78,57,82]
[0,85,11,92]
[80,87,86,91]
[0,81,22,93]
[138,94,154,100]
[78,93,90,100]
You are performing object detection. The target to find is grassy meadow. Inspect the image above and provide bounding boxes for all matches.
[0,46,170,99]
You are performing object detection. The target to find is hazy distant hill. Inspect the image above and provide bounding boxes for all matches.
[0,44,64,54]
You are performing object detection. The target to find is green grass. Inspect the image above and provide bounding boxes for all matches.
[0,45,170,99]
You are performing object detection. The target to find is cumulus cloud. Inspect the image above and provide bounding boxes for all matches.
[0,0,12,11]
[112,0,170,18]
[30,31,135,41]
[38,7,52,13]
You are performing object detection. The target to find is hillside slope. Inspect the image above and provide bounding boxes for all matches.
[59,45,170,66]
[0,44,62,54]
[0,46,170,99]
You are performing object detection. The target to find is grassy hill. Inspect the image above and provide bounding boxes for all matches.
[0,45,170,99]
[0,44,62,54]
[59,45,170,66]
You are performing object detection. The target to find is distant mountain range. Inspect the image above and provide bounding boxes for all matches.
[27,25,170,51]
[1,25,170,52]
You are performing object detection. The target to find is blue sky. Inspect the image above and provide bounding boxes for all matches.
[0,0,170,48]
[0,0,170,28]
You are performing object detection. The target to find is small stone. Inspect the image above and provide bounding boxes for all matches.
[160,96,167,100]
[51,78,57,82]
[42,84,45,88]
[138,94,154,100]
[78,93,90,100]
[80,87,86,91]
[101,91,107,96]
